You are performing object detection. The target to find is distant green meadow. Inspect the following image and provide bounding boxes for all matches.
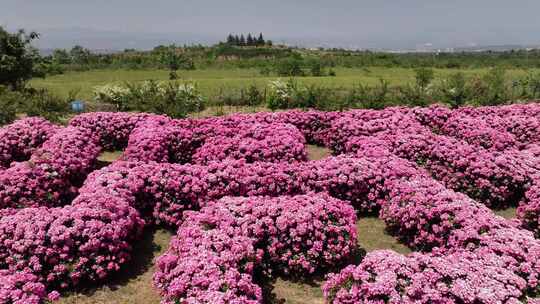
[30,67,537,101]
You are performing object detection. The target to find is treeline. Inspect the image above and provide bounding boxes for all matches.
[43,45,540,74]
[223,33,272,47]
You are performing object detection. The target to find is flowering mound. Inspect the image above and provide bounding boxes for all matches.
[153,193,357,303]
[193,123,307,164]
[347,130,533,209]
[3,104,540,303]
[323,250,529,303]
[0,127,101,208]
[0,117,59,169]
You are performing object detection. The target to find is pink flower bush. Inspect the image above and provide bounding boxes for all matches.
[0,118,59,168]
[0,127,101,208]
[0,193,143,290]
[347,130,534,209]
[0,270,48,304]
[323,111,428,154]
[440,114,518,150]
[193,123,307,164]
[122,119,199,164]
[3,105,540,303]
[154,193,357,303]
[69,112,171,150]
[189,110,335,144]
[153,226,262,304]
[517,175,540,238]
[323,250,529,304]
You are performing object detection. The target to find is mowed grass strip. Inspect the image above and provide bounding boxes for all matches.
[30,67,536,100]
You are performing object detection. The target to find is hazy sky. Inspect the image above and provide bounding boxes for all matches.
[2,0,540,49]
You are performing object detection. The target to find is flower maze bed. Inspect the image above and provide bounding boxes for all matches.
[2,105,540,303]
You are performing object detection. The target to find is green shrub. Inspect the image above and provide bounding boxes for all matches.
[310,61,323,77]
[414,67,435,90]
[93,80,204,118]
[478,67,508,106]
[267,79,296,110]
[275,58,305,77]
[0,85,17,125]
[23,88,69,123]
[296,84,333,109]
[397,84,432,107]
[438,72,467,109]
[243,84,264,107]
[347,79,393,109]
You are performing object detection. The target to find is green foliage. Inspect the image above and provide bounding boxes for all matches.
[414,67,435,90]
[514,72,540,99]
[70,45,92,65]
[310,61,323,77]
[52,49,71,64]
[397,84,431,107]
[267,79,297,110]
[275,58,305,77]
[158,46,196,72]
[477,67,508,106]
[266,79,336,110]
[347,79,393,109]
[93,80,204,118]
[23,88,69,122]
[438,72,467,109]
[0,27,42,90]
[243,84,264,107]
[0,85,17,125]
[224,33,269,47]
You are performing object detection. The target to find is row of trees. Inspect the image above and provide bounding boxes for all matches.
[224,33,271,47]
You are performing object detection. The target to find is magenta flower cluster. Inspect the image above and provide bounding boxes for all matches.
[153,193,356,303]
[0,117,59,169]
[192,123,307,164]
[0,126,101,208]
[324,143,540,303]
[3,104,540,303]
[346,130,534,209]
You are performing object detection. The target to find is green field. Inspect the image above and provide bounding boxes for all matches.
[30,67,536,101]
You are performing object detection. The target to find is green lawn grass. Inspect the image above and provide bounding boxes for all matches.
[30,67,537,101]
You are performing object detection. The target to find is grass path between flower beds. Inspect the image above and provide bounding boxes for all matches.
[58,146,520,303]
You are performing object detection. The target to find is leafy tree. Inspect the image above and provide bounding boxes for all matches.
[0,27,42,90]
[239,34,246,46]
[52,49,71,64]
[246,33,253,46]
[69,45,92,65]
[159,47,195,74]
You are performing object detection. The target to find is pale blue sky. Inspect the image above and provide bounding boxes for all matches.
[2,0,539,49]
